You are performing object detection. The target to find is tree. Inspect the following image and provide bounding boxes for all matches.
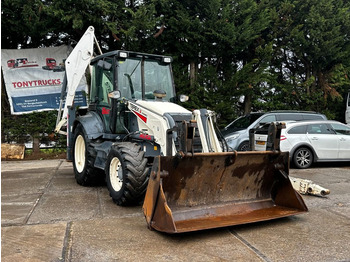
[2,0,350,129]
[2,0,47,48]
[264,0,350,119]
[1,0,160,52]
[147,0,273,124]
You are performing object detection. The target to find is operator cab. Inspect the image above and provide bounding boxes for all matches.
[89,51,176,104]
[88,51,176,134]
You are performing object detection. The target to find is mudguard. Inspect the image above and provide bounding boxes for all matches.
[75,111,105,139]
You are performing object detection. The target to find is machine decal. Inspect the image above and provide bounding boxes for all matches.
[130,103,148,123]
[133,110,147,123]
[102,107,110,115]
[140,134,152,140]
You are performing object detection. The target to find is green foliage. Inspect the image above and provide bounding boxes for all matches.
[2,0,47,48]
[266,0,350,122]
[2,0,350,129]
[1,111,62,147]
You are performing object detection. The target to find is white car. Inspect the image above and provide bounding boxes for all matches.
[221,111,327,151]
[346,92,350,125]
[254,120,350,168]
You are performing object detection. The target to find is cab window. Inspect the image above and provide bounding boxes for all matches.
[90,58,114,106]
[90,58,114,132]
[144,60,174,100]
[117,58,142,99]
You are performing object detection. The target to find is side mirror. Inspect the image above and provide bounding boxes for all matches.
[179,94,189,102]
[108,90,121,99]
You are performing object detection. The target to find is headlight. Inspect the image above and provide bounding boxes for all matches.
[119,52,128,58]
[163,57,172,63]
[179,94,189,102]
[226,134,240,143]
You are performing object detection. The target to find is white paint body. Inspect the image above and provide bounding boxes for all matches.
[128,100,222,156]
[346,92,350,125]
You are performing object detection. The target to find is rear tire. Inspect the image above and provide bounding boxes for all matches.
[106,143,150,206]
[293,147,313,169]
[72,124,103,186]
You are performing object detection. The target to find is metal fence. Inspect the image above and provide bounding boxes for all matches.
[1,133,67,150]
[1,114,67,150]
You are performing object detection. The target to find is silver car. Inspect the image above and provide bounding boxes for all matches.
[256,120,350,168]
[221,111,327,151]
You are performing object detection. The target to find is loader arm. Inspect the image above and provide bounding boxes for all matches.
[193,109,222,153]
[55,26,95,134]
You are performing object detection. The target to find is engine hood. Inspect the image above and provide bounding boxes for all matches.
[135,100,191,115]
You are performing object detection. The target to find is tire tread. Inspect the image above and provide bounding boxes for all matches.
[108,142,150,206]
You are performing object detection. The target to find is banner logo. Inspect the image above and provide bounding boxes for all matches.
[1,45,88,114]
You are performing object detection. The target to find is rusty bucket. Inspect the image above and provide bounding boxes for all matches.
[143,151,307,233]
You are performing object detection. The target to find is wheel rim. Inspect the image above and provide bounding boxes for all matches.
[296,149,311,167]
[74,135,85,173]
[240,143,249,151]
[109,157,123,192]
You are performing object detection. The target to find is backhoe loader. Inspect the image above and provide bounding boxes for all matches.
[55,26,307,233]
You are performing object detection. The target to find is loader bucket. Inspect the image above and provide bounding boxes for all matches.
[143,151,307,233]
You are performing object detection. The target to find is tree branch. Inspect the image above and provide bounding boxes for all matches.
[154,25,165,38]
[112,32,120,41]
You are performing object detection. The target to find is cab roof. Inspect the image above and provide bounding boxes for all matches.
[91,50,172,64]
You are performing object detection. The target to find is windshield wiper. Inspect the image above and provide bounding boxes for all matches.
[129,60,141,77]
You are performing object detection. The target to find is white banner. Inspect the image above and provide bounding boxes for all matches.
[1,45,88,114]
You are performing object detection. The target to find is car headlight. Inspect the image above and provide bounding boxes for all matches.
[226,134,240,143]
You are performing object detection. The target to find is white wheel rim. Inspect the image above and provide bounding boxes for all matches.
[109,157,123,191]
[296,150,310,167]
[74,135,85,173]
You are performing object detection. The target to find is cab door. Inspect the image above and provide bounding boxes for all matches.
[90,58,114,132]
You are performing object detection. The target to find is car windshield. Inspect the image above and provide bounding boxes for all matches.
[222,113,263,135]
[117,57,175,101]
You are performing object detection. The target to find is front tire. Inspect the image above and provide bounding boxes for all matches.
[72,124,103,185]
[237,141,250,151]
[106,143,150,206]
[293,147,313,169]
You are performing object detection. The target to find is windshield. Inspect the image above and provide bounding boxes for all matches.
[222,114,263,135]
[117,58,142,99]
[117,57,175,101]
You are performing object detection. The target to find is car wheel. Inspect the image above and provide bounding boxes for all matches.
[293,147,313,169]
[237,141,250,151]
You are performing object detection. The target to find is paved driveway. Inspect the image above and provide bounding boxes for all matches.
[1,159,350,261]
